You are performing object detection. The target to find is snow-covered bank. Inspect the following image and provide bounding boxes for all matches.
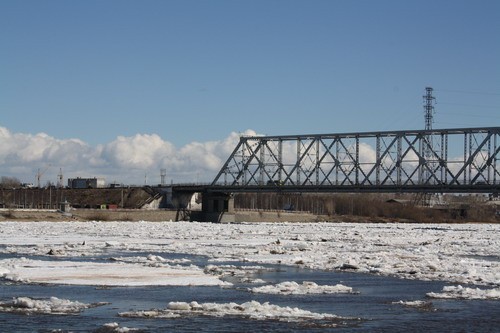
[0,221,499,288]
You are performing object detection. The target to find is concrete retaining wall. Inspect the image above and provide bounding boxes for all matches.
[235,211,322,223]
[1,208,324,223]
[71,209,179,222]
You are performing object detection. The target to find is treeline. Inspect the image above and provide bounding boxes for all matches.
[233,192,497,222]
[0,176,21,188]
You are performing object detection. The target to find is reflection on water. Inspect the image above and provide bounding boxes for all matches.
[0,251,499,332]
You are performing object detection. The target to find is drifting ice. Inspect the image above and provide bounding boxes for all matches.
[251,281,356,295]
[427,285,500,300]
[119,300,348,323]
[0,297,102,315]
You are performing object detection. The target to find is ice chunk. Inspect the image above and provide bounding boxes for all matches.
[167,302,191,311]
[427,285,500,300]
[95,322,145,332]
[147,254,166,262]
[393,300,435,311]
[0,296,104,315]
[251,281,356,295]
[120,300,352,324]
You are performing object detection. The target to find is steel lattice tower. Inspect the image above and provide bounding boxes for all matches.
[424,87,436,132]
[423,87,436,174]
[423,87,436,162]
[420,87,437,205]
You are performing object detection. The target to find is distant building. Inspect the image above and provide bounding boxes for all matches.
[67,177,105,189]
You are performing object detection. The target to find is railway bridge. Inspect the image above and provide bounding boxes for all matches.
[172,127,500,222]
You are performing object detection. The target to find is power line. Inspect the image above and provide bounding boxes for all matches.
[435,121,480,127]
[438,111,500,119]
[434,89,500,96]
[437,102,499,110]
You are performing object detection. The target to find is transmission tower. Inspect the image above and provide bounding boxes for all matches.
[419,87,437,206]
[423,87,436,132]
[160,169,167,186]
[57,168,64,188]
[423,87,437,172]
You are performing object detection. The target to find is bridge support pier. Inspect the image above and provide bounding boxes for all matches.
[201,191,235,223]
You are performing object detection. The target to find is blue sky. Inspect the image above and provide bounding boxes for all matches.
[1,0,499,185]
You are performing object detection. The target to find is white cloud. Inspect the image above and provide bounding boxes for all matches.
[0,126,255,185]
[3,126,480,187]
[102,133,176,169]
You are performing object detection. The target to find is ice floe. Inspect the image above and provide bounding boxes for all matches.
[392,300,435,311]
[0,258,229,286]
[250,281,356,295]
[203,264,270,283]
[426,285,500,300]
[94,322,144,333]
[0,296,104,315]
[119,300,351,324]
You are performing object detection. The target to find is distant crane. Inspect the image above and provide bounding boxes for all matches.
[36,164,51,188]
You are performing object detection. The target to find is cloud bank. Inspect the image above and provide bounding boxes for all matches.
[0,126,257,186]
[1,126,469,187]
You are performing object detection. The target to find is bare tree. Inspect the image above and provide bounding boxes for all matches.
[0,176,21,189]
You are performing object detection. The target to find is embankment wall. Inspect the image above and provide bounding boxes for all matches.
[1,208,324,223]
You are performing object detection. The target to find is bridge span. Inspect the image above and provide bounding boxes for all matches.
[210,127,500,192]
[172,127,500,221]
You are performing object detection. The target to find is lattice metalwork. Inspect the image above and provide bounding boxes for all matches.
[212,127,500,193]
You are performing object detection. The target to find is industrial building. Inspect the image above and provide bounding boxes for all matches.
[67,177,105,189]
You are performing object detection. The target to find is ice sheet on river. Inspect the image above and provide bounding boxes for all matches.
[0,258,228,286]
[0,221,499,287]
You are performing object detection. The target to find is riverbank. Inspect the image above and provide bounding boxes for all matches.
[1,208,494,223]
[0,208,327,223]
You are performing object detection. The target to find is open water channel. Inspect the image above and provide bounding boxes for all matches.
[0,250,498,332]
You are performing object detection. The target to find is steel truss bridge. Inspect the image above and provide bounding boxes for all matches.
[209,127,500,194]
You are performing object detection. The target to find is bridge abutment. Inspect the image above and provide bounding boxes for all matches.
[201,191,235,223]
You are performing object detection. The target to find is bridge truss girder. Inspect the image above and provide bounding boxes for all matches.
[212,127,500,193]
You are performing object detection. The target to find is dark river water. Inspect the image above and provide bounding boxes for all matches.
[0,251,498,333]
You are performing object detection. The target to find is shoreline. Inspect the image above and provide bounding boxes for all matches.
[0,208,496,223]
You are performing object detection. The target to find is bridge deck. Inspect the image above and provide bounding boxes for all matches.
[173,183,499,194]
